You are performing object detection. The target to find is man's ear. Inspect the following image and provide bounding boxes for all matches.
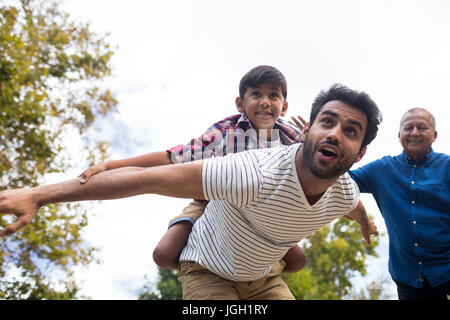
[355,145,367,163]
[280,101,288,117]
[235,97,244,113]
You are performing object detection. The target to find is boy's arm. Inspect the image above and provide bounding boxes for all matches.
[79,151,173,183]
[79,121,223,184]
[344,200,378,244]
[0,161,204,237]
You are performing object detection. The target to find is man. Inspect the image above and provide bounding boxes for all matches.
[0,84,381,299]
[349,108,450,300]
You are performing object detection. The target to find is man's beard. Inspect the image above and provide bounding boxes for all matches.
[302,136,359,179]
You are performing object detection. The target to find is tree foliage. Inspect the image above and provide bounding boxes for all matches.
[0,0,117,299]
[282,217,380,299]
[138,267,182,300]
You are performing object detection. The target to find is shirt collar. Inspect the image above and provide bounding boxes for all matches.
[401,148,434,165]
[236,113,252,130]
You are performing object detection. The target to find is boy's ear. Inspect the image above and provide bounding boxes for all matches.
[280,101,288,117]
[235,97,244,113]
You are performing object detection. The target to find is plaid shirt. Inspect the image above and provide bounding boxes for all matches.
[168,113,303,164]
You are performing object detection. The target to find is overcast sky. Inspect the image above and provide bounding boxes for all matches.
[52,0,450,299]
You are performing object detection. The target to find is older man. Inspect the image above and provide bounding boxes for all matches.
[349,108,450,300]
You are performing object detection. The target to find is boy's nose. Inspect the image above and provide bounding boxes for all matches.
[259,95,270,107]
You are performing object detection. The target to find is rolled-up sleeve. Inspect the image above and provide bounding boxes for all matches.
[349,163,376,194]
[202,151,262,207]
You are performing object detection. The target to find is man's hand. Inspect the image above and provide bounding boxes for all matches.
[359,219,379,244]
[344,200,379,244]
[0,188,40,238]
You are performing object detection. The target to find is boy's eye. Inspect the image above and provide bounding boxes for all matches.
[252,91,261,97]
[270,92,280,99]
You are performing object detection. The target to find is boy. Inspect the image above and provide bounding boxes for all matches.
[78,65,307,273]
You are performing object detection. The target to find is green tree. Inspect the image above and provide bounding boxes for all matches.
[282,217,380,300]
[0,0,117,299]
[138,267,182,300]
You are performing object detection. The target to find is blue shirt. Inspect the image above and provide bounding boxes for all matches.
[349,149,450,288]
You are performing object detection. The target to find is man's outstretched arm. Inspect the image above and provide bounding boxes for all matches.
[0,161,204,237]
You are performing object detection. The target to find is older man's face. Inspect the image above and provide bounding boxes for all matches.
[398,109,437,160]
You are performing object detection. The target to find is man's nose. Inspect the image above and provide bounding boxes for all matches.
[327,124,343,143]
[410,127,420,135]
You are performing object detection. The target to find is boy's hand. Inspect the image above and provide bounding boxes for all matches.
[289,115,308,131]
[0,188,40,238]
[359,219,379,245]
[78,163,108,184]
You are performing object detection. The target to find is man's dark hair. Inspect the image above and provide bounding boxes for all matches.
[309,84,382,148]
[239,65,287,100]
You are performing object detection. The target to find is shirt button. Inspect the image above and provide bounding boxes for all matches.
[415,243,418,246]
[411,200,415,204]
[413,221,417,224]
[418,261,422,265]
[413,165,417,168]
[411,181,415,184]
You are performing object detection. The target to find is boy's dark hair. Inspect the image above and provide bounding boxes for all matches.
[310,84,382,149]
[239,65,287,100]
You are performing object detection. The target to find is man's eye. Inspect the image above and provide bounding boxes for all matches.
[321,118,332,125]
[346,127,357,136]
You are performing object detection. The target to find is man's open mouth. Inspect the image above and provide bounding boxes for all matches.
[317,144,339,161]
[320,148,337,157]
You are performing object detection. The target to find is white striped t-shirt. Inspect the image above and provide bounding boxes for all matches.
[179,143,359,281]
